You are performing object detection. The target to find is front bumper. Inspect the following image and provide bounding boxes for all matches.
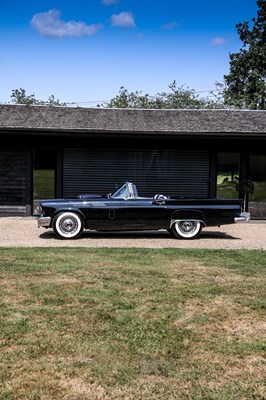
[37,216,51,228]
[234,212,250,223]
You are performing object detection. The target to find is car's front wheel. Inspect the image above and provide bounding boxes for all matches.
[53,212,84,239]
[171,220,202,239]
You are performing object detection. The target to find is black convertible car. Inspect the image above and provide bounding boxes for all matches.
[37,181,249,240]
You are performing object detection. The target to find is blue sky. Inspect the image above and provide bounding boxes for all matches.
[0,0,258,106]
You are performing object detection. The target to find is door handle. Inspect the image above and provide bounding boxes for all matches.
[109,209,116,220]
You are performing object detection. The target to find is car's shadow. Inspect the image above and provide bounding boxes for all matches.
[39,230,240,241]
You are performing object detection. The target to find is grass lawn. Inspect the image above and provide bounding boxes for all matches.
[0,248,265,400]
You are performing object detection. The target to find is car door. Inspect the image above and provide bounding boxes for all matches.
[81,198,122,230]
[116,197,172,230]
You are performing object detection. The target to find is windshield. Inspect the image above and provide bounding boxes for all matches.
[111,182,138,199]
[111,182,131,198]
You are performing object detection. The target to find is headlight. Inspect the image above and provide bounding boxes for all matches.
[35,203,43,215]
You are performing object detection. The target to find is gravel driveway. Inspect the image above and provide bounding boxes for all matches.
[0,217,265,249]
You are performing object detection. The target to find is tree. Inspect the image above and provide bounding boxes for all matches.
[102,87,153,108]
[223,0,266,109]
[237,180,255,212]
[155,81,206,109]
[100,81,225,109]
[11,88,65,106]
[11,88,36,105]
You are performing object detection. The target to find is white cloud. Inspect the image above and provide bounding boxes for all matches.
[102,0,119,5]
[111,11,136,28]
[161,21,179,30]
[211,37,226,45]
[30,9,103,38]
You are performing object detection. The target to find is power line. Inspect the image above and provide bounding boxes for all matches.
[64,88,222,107]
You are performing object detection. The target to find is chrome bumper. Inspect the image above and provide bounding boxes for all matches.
[37,216,51,228]
[234,212,250,223]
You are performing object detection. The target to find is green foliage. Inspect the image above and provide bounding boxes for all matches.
[11,88,65,106]
[101,81,226,109]
[10,88,36,105]
[224,0,266,109]
[238,180,255,195]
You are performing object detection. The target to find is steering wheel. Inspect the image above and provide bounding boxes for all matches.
[154,194,166,200]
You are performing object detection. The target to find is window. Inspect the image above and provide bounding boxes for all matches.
[216,153,239,199]
[249,155,266,218]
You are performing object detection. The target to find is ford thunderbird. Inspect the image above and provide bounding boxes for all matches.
[37,181,250,240]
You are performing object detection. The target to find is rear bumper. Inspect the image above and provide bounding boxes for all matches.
[37,216,51,228]
[234,212,250,223]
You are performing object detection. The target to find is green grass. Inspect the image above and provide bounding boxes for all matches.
[217,174,266,202]
[250,181,266,201]
[0,248,265,399]
[34,169,55,199]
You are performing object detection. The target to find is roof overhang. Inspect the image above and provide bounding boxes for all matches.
[0,105,266,138]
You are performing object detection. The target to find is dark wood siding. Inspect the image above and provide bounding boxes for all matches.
[63,149,210,198]
[0,150,28,215]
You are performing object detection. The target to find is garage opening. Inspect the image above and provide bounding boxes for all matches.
[62,149,210,199]
[33,149,56,214]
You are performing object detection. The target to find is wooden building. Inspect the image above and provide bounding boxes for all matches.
[0,104,266,218]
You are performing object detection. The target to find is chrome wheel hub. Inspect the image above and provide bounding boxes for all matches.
[60,217,77,233]
[180,221,196,233]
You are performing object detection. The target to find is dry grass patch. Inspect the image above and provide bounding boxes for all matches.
[0,248,265,399]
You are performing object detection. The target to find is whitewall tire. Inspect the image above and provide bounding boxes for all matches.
[53,212,84,239]
[171,220,202,240]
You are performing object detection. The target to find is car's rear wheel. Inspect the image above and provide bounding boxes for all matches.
[53,212,84,239]
[171,220,202,239]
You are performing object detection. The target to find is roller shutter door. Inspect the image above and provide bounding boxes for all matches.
[63,149,210,198]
